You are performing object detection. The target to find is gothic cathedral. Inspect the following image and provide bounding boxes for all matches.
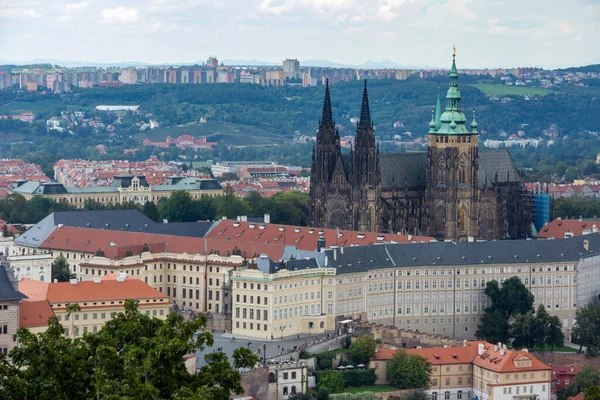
[309,52,532,241]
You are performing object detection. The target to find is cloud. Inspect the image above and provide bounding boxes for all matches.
[0,7,40,18]
[554,21,574,36]
[100,6,140,24]
[257,0,353,15]
[487,17,508,34]
[375,0,421,21]
[66,1,90,11]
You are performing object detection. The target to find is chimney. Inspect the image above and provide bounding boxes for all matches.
[500,347,505,356]
[478,343,484,355]
[69,278,78,285]
[571,367,574,372]
[463,339,467,347]
[241,216,247,222]
[340,246,344,254]
[523,348,528,353]
[264,214,270,224]
[54,279,58,283]
[584,240,589,251]
[333,249,337,261]
[324,256,328,267]
[93,278,101,284]
[494,345,498,352]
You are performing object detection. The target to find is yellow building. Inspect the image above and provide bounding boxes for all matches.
[369,341,550,400]
[231,260,336,339]
[18,274,170,337]
[10,175,223,208]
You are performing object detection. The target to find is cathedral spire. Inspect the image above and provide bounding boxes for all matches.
[321,79,334,128]
[358,79,371,130]
[435,84,442,129]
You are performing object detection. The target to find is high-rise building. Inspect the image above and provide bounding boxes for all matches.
[207,56,219,69]
[118,69,138,84]
[283,58,300,79]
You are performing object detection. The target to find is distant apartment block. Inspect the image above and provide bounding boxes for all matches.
[143,135,217,151]
[119,69,138,84]
[283,59,300,79]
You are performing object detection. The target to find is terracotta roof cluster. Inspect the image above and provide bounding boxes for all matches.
[53,157,197,187]
[206,220,434,251]
[41,225,287,260]
[538,219,600,239]
[372,341,549,373]
[0,159,50,189]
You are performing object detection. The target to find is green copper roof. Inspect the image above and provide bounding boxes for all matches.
[429,52,477,136]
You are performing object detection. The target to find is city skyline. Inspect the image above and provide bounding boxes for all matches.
[0,0,598,69]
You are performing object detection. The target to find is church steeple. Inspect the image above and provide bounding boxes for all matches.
[321,79,334,128]
[435,84,442,129]
[358,79,371,131]
[445,46,461,113]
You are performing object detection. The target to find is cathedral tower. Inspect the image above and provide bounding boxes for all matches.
[425,49,480,240]
[309,80,351,229]
[351,80,381,231]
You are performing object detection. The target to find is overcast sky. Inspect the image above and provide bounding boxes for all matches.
[0,0,598,68]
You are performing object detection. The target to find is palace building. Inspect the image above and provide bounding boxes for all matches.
[309,52,532,241]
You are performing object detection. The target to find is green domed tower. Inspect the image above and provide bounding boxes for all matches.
[425,48,480,240]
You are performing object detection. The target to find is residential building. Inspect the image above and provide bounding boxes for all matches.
[119,69,138,84]
[268,361,310,399]
[0,265,26,357]
[18,274,170,337]
[552,366,581,393]
[6,252,52,282]
[283,59,300,80]
[370,341,551,400]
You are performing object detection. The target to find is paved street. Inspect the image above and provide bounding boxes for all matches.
[195,332,329,368]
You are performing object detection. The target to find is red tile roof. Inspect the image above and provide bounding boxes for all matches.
[40,226,287,260]
[405,346,476,365]
[472,343,550,373]
[19,277,167,303]
[18,279,49,301]
[537,219,600,239]
[19,300,55,328]
[205,220,434,252]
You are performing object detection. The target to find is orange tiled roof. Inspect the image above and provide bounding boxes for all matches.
[19,300,55,328]
[472,342,550,373]
[40,226,287,260]
[18,279,49,301]
[569,393,585,400]
[19,277,167,303]
[405,346,476,365]
[206,220,434,252]
[537,219,600,239]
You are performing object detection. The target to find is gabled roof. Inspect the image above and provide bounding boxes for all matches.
[0,265,26,301]
[380,152,427,189]
[538,219,600,239]
[479,149,520,185]
[472,343,549,373]
[205,220,433,252]
[19,300,54,328]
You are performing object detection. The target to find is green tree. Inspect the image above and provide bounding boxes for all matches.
[142,201,160,222]
[588,386,600,400]
[386,351,431,390]
[216,185,250,219]
[476,277,534,343]
[349,334,377,365]
[159,190,196,222]
[316,387,330,400]
[572,304,600,355]
[0,300,259,400]
[288,393,315,400]
[317,370,344,395]
[510,305,564,350]
[567,367,600,397]
[51,254,75,282]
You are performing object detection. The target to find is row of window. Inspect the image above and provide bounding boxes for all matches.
[368,265,573,278]
[431,376,471,386]
[503,385,545,395]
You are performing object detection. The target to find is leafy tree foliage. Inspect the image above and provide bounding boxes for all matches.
[510,304,564,350]
[386,351,431,390]
[587,386,600,400]
[558,367,600,400]
[142,201,160,222]
[288,394,315,400]
[316,370,344,395]
[349,335,377,365]
[0,300,259,400]
[572,304,600,355]
[553,198,600,220]
[51,254,75,282]
[216,185,250,219]
[476,277,534,343]
[329,393,378,400]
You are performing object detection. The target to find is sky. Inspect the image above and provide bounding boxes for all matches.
[0,0,598,69]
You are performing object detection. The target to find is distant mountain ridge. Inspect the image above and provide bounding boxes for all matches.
[555,64,600,73]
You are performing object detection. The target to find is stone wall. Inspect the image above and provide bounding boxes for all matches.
[266,335,346,363]
[240,367,270,400]
[0,300,19,356]
[356,322,459,348]
[532,351,600,368]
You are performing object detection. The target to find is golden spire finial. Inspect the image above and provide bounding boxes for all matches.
[453,45,456,58]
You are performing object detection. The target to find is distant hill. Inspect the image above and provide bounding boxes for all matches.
[555,64,600,73]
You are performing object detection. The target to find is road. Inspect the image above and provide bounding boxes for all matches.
[195,332,329,368]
